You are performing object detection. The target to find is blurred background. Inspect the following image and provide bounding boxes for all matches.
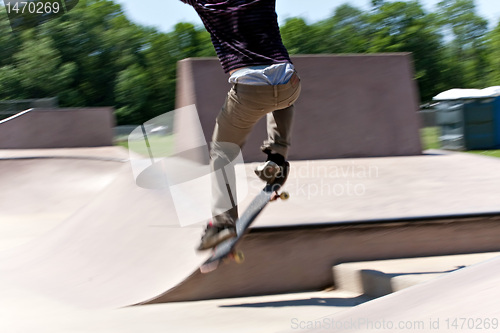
[0,0,498,122]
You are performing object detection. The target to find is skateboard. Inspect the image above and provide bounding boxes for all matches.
[200,167,290,273]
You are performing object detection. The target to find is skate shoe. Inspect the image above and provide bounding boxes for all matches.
[254,150,289,184]
[197,222,237,251]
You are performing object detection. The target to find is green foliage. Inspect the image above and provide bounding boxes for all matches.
[468,150,500,159]
[115,64,149,124]
[366,1,445,101]
[420,127,441,150]
[488,20,500,85]
[436,0,489,88]
[0,0,213,125]
[315,4,371,54]
[280,18,325,54]
[0,0,497,124]
[280,0,494,102]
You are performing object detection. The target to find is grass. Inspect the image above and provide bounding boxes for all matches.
[468,149,500,158]
[421,126,500,159]
[115,127,500,159]
[115,135,175,158]
[420,127,441,150]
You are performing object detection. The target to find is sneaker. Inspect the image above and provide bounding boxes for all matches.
[254,160,281,183]
[196,222,237,251]
[254,150,288,184]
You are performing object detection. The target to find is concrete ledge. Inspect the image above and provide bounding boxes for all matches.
[143,216,500,303]
[175,54,422,162]
[0,147,129,161]
[295,257,500,333]
[333,252,500,298]
[0,108,115,149]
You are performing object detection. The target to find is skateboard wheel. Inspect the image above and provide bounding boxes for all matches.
[279,191,290,200]
[234,251,245,264]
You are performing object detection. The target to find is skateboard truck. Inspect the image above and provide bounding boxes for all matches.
[226,250,245,264]
[271,190,290,201]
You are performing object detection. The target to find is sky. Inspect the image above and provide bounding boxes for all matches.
[113,0,500,33]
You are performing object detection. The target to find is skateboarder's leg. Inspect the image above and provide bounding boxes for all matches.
[210,141,241,226]
[261,104,294,158]
[199,77,301,250]
[198,87,267,251]
[256,75,301,183]
[254,105,294,184]
[211,86,272,215]
[260,73,301,157]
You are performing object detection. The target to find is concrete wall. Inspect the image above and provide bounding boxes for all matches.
[143,214,500,303]
[0,108,115,149]
[175,54,422,162]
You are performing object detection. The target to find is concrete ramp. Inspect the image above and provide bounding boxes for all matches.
[0,162,206,309]
[142,152,500,304]
[289,255,500,332]
[1,150,500,308]
[0,157,122,220]
[0,148,127,250]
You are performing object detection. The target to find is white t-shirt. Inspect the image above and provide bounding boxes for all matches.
[228,63,295,85]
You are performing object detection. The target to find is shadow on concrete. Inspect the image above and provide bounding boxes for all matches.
[361,265,466,279]
[358,266,467,298]
[219,295,371,308]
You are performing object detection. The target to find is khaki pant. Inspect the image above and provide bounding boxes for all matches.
[210,72,301,226]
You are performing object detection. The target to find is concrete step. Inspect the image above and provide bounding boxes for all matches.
[333,252,500,298]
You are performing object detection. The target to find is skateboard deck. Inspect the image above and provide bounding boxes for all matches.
[200,179,289,273]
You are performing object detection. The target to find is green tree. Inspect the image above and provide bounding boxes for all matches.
[281,18,323,54]
[115,64,149,124]
[1,0,497,122]
[0,7,22,67]
[436,0,489,88]
[167,22,215,59]
[365,1,445,101]
[312,4,371,54]
[0,30,76,100]
[0,65,24,100]
[0,0,218,124]
[15,37,76,98]
[487,20,500,85]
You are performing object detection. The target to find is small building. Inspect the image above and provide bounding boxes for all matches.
[433,87,500,150]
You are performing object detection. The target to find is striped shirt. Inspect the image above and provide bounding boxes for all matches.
[180,0,291,73]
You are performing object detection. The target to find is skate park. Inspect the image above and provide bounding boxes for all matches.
[1,54,500,332]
